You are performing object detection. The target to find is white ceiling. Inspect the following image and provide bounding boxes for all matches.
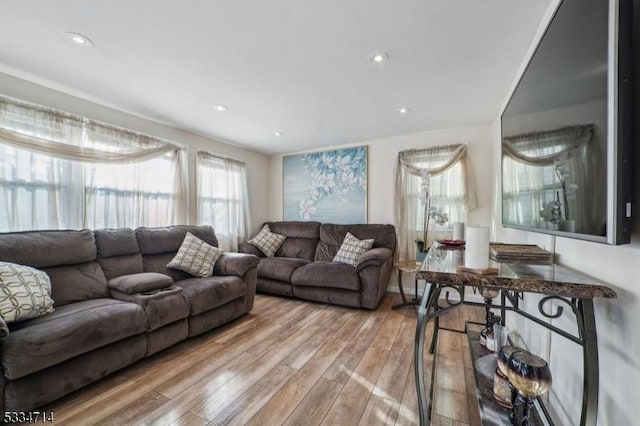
[0,0,552,155]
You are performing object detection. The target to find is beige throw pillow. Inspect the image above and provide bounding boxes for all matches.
[167,232,224,277]
[333,232,374,266]
[0,261,55,323]
[247,224,286,257]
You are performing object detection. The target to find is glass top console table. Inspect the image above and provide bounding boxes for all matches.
[413,245,616,426]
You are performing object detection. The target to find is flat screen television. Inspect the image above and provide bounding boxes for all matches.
[500,0,632,244]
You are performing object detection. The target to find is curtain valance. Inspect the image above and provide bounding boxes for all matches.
[0,96,187,231]
[398,144,467,177]
[0,96,180,163]
[197,150,246,167]
[502,124,593,167]
[396,144,476,209]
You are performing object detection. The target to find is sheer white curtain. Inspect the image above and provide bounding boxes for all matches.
[84,150,185,229]
[0,146,84,231]
[394,144,476,262]
[197,151,250,251]
[0,96,186,231]
[502,124,601,234]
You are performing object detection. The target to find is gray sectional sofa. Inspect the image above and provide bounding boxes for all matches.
[0,225,258,412]
[239,221,396,309]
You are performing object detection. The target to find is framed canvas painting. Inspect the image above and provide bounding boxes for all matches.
[283,146,367,223]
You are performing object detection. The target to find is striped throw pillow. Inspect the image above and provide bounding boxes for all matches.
[247,225,286,257]
[333,232,374,266]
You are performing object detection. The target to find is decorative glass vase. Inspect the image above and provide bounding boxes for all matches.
[506,350,552,425]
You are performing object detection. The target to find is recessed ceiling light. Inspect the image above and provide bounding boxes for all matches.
[274,131,282,137]
[213,105,228,112]
[64,32,93,47]
[397,107,411,114]
[369,51,389,64]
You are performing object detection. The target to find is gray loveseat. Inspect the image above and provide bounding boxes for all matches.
[239,221,396,309]
[0,225,258,412]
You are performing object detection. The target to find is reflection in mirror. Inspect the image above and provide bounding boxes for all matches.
[500,0,632,243]
[502,124,606,236]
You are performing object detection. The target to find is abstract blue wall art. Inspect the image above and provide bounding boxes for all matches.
[283,146,367,223]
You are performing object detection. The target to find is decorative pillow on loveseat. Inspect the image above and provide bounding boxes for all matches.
[333,232,374,266]
[0,261,55,323]
[247,224,286,257]
[167,232,224,277]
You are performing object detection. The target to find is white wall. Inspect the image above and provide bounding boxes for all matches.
[268,124,496,294]
[268,125,494,225]
[0,72,271,232]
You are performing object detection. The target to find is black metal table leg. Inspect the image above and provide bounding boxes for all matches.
[579,299,599,426]
[428,284,439,354]
[414,282,437,425]
[393,267,421,309]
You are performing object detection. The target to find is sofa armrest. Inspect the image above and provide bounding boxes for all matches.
[238,242,264,257]
[214,252,259,312]
[214,252,260,277]
[357,248,394,309]
[356,247,393,272]
[108,272,173,294]
[109,285,190,331]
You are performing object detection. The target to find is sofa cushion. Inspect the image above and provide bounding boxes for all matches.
[333,232,374,266]
[0,229,97,268]
[0,229,109,306]
[291,262,361,291]
[248,225,286,258]
[97,254,144,281]
[275,238,318,261]
[177,276,247,316]
[167,232,223,278]
[315,224,397,262]
[136,225,218,255]
[95,228,144,280]
[94,228,140,257]
[143,253,194,282]
[2,298,147,380]
[110,286,189,331]
[258,257,310,282]
[268,221,320,261]
[0,262,55,323]
[108,272,173,294]
[42,262,109,306]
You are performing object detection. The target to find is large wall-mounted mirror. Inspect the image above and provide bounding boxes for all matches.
[501,0,632,244]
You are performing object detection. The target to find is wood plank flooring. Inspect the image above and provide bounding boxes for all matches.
[43,293,485,425]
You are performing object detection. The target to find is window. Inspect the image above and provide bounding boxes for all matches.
[502,125,599,233]
[411,160,467,234]
[0,146,82,231]
[197,151,249,251]
[395,144,475,261]
[84,153,179,229]
[0,96,184,231]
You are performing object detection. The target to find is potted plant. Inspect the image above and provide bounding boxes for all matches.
[415,205,448,262]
